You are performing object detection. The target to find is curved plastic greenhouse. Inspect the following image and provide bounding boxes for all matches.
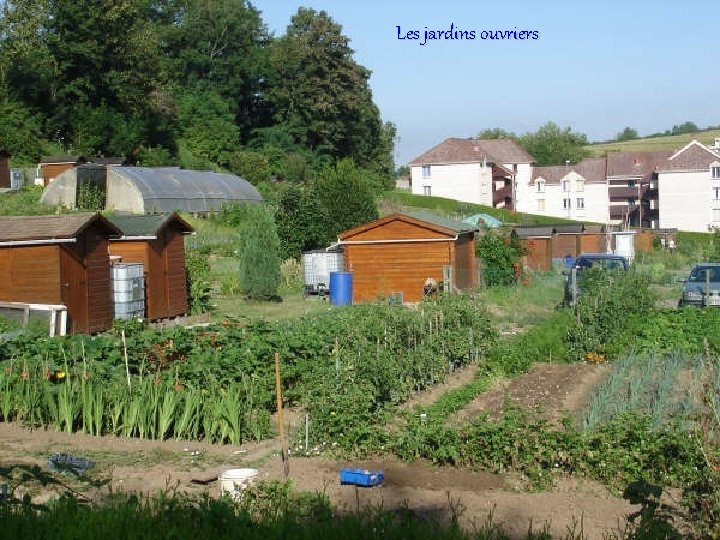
[41,165,263,214]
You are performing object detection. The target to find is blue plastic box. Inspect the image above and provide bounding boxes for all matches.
[339,468,384,487]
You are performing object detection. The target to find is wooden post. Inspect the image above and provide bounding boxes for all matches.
[121,330,131,390]
[274,352,290,479]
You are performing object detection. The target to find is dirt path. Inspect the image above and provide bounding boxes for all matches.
[451,362,612,425]
[0,422,634,539]
[399,363,480,411]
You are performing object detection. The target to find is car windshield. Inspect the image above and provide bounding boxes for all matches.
[688,267,720,282]
[576,258,625,271]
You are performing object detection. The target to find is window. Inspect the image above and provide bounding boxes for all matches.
[714,187,720,200]
[421,165,431,178]
[627,180,636,188]
[712,166,720,179]
[714,208,720,223]
[563,198,571,210]
[576,180,585,192]
[535,180,545,193]
[537,199,545,211]
[562,180,570,192]
[423,186,431,196]
[576,197,585,209]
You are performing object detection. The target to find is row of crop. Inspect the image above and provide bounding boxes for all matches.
[0,363,271,443]
[0,295,497,444]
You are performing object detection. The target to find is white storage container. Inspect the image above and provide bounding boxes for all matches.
[111,263,145,319]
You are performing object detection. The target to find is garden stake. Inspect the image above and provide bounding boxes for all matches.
[121,330,131,390]
[274,352,289,479]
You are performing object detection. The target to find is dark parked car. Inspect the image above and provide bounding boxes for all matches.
[678,263,720,308]
[563,253,630,306]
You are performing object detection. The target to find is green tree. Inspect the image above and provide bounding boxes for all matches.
[225,150,271,184]
[0,98,43,162]
[276,185,332,259]
[477,127,517,139]
[239,205,281,300]
[312,158,378,239]
[266,8,392,172]
[616,127,638,141]
[671,121,699,135]
[177,89,239,166]
[159,0,269,142]
[518,122,589,166]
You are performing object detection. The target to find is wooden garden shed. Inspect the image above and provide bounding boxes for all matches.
[0,149,11,188]
[40,156,86,187]
[337,212,479,303]
[0,213,119,334]
[107,214,194,320]
[513,227,554,271]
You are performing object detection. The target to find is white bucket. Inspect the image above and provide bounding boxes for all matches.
[219,468,258,499]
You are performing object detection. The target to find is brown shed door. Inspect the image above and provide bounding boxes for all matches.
[60,247,88,334]
[164,230,187,317]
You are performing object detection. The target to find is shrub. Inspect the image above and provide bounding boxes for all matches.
[239,206,281,300]
[476,231,527,286]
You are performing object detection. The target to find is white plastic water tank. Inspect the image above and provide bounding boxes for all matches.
[614,232,636,262]
[302,249,344,293]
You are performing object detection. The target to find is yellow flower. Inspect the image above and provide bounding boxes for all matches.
[55,371,66,380]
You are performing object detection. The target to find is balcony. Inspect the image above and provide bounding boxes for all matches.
[493,183,512,207]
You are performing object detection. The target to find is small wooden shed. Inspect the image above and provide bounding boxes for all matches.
[338,212,479,303]
[0,213,119,334]
[551,224,585,258]
[0,149,11,188]
[513,227,554,271]
[107,214,194,320]
[40,155,86,187]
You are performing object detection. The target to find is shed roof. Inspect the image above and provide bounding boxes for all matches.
[110,167,263,213]
[107,213,194,239]
[338,211,478,241]
[400,210,480,234]
[0,213,120,243]
[409,138,535,166]
[40,155,86,164]
[513,226,556,238]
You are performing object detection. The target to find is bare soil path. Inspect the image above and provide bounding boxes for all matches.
[0,419,633,539]
[451,362,612,425]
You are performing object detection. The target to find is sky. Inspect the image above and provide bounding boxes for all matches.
[254,1,720,166]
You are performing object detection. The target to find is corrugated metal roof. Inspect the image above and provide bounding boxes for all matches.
[111,167,263,213]
[0,213,120,242]
[402,210,479,234]
[107,213,194,238]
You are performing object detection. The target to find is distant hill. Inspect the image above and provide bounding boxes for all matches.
[585,129,720,157]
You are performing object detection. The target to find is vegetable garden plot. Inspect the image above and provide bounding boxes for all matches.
[0,295,496,446]
[582,351,717,431]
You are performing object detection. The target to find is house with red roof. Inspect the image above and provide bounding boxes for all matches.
[657,140,720,232]
[524,157,609,223]
[408,138,534,210]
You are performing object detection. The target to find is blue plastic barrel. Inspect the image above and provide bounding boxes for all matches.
[329,271,353,306]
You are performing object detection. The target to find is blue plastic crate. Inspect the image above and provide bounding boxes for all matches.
[339,468,384,487]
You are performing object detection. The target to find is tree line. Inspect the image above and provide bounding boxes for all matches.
[0,1,395,183]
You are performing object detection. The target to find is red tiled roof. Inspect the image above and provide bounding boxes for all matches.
[606,150,673,180]
[660,141,720,171]
[532,157,607,184]
[409,138,534,166]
